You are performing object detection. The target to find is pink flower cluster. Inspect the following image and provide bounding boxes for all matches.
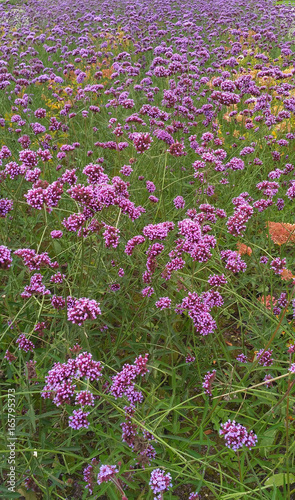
[155,296,171,309]
[227,199,253,236]
[174,218,216,263]
[121,405,156,466]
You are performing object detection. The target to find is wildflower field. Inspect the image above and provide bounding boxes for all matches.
[1,0,295,498]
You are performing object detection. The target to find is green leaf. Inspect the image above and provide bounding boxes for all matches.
[28,404,36,432]
[265,473,295,488]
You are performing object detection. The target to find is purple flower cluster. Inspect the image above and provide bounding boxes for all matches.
[67,297,101,325]
[143,221,175,241]
[21,273,51,299]
[220,250,247,274]
[125,235,145,255]
[149,469,172,500]
[220,420,257,451]
[102,224,120,249]
[42,350,102,430]
[0,198,13,218]
[173,196,185,209]
[202,370,216,396]
[97,464,119,484]
[16,334,35,353]
[14,248,58,270]
[109,354,149,404]
[256,349,273,367]
[155,296,171,310]
[0,245,12,269]
[69,409,90,430]
[175,291,221,336]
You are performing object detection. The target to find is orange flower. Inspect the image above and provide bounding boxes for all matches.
[281,268,294,282]
[237,241,252,256]
[266,221,295,245]
[258,295,277,310]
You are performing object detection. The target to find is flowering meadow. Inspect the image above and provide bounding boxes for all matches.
[1,0,295,497]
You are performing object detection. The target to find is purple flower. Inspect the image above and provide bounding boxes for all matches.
[264,374,273,387]
[185,355,195,363]
[155,297,171,310]
[67,297,101,326]
[149,195,159,203]
[276,198,285,211]
[146,181,156,193]
[256,349,273,367]
[21,273,51,299]
[4,350,17,364]
[109,354,149,403]
[51,295,66,309]
[125,235,145,255]
[189,493,200,500]
[102,225,120,249]
[143,221,174,241]
[131,132,153,153]
[0,198,13,218]
[0,245,12,269]
[208,274,227,287]
[120,165,133,176]
[270,257,286,275]
[220,250,247,274]
[83,458,99,495]
[175,291,218,336]
[141,286,154,297]
[69,409,90,430]
[19,149,38,167]
[75,390,95,407]
[16,334,35,352]
[168,141,186,157]
[149,469,172,500]
[34,108,46,118]
[14,248,57,271]
[220,420,257,451]
[202,370,216,395]
[50,230,63,239]
[173,196,185,209]
[76,72,87,84]
[260,256,268,264]
[286,182,295,200]
[97,464,119,485]
[236,353,248,363]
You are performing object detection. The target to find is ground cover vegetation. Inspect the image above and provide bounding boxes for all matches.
[1,0,295,498]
